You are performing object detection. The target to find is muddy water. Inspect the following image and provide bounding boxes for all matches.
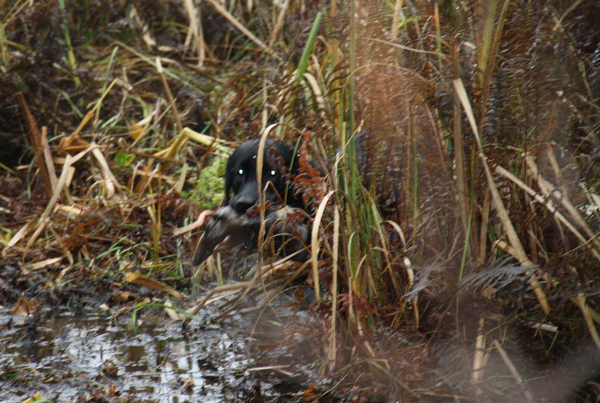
[0,300,321,402]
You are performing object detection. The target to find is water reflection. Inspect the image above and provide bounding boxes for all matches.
[0,303,315,402]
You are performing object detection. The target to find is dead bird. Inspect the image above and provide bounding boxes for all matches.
[192,205,309,266]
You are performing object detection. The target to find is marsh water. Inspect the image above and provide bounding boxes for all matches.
[0,299,324,402]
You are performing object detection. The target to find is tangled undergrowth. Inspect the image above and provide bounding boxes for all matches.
[1,0,600,401]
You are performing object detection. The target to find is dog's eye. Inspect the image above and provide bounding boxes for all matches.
[269,169,276,176]
[238,169,244,175]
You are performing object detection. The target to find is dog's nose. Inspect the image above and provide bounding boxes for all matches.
[231,195,257,214]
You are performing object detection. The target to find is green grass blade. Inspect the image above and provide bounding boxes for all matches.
[296,11,323,83]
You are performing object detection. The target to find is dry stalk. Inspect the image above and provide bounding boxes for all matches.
[2,216,38,257]
[29,257,63,271]
[479,0,510,128]
[303,73,326,118]
[92,79,118,126]
[130,6,156,49]
[492,239,517,258]
[247,366,293,376]
[268,0,290,48]
[91,143,120,198]
[453,78,550,314]
[16,93,54,197]
[146,203,160,257]
[182,0,205,66]
[327,206,340,372]
[368,194,402,299]
[390,0,404,39]
[134,165,159,195]
[204,0,279,60]
[476,0,499,89]
[311,191,335,302]
[366,37,450,58]
[125,271,184,301]
[479,188,491,265]
[552,0,584,31]
[433,2,442,70]
[452,40,469,238]
[130,113,155,148]
[60,110,94,150]
[183,236,302,313]
[2,0,29,29]
[492,340,534,402]
[571,293,600,352]
[256,124,279,297]
[215,258,303,321]
[156,57,183,132]
[496,165,600,262]
[132,169,176,185]
[23,148,92,250]
[183,281,253,326]
[48,225,74,267]
[544,147,600,248]
[471,316,486,383]
[41,127,57,193]
[582,186,600,221]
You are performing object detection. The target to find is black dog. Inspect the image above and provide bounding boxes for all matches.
[192,139,310,266]
[224,139,304,214]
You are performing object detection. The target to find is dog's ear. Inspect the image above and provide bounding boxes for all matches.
[224,159,234,204]
[224,185,231,204]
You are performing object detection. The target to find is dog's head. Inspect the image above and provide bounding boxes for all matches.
[224,139,303,214]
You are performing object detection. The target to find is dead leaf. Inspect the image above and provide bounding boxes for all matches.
[112,289,132,302]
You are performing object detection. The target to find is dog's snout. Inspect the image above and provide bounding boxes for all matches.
[229,182,283,214]
[230,182,259,214]
[230,196,256,214]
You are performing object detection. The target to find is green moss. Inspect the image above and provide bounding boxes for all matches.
[185,156,227,209]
